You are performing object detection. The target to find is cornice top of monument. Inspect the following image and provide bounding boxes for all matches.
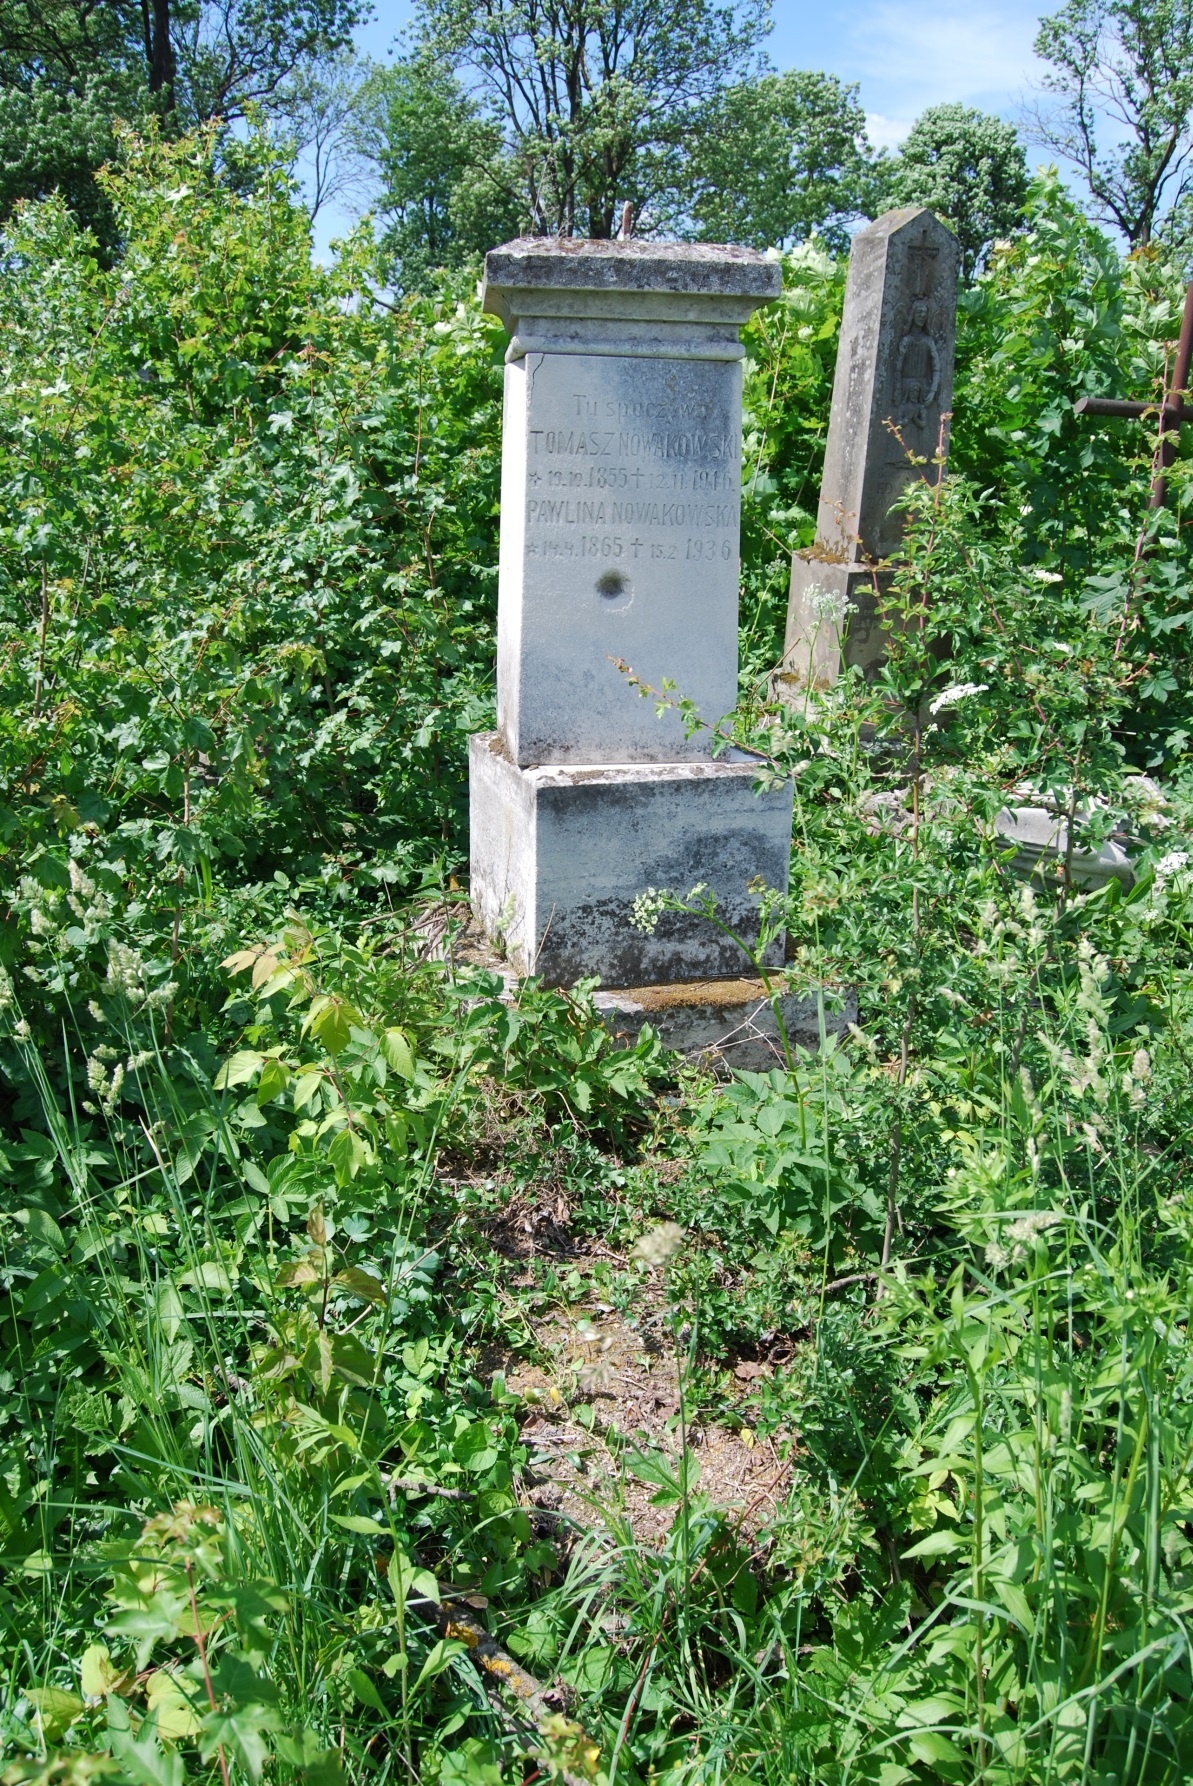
[482,236,782,306]
[857,206,958,243]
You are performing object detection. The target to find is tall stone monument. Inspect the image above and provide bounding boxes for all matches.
[777,208,958,692]
[470,237,793,989]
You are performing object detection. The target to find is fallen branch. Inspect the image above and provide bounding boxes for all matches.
[429,1598,599,1786]
[386,1473,472,1504]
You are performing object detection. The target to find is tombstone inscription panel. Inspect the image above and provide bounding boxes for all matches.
[498,329,743,764]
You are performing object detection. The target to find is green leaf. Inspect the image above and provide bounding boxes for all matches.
[145,1668,202,1740]
[109,1706,185,1786]
[26,1687,85,1741]
[411,1637,467,1694]
[329,1332,376,1386]
[345,1667,386,1713]
[902,1528,963,1559]
[327,1127,368,1180]
[17,1207,66,1252]
[256,1057,290,1105]
[214,1050,265,1090]
[907,1730,964,1767]
[81,1642,130,1698]
[453,1420,501,1473]
[388,1550,439,1607]
[275,1254,324,1289]
[201,1703,277,1784]
[332,1267,387,1304]
[176,1261,234,1294]
[381,1027,415,1079]
[306,996,360,1056]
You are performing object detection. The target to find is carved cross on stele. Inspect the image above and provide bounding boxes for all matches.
[1073,278,1193,510]
[906,227,939,300]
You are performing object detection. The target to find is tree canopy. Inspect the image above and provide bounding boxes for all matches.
[885,104,1028,282]
[678,70,877,253]
[1032,0,1193,246]
[411,0,771,238]
[351,52,525,288]
[0,0,364,245]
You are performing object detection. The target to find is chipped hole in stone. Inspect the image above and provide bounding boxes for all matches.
[596,570,631,602]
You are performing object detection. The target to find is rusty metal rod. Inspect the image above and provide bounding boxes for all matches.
[1153,276,1193,507]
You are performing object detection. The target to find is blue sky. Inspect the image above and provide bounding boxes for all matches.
[307,0,1056,255]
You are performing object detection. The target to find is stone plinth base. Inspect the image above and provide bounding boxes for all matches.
[775,554,890,697]
[593,977,857,1072]
[469,733,793,987]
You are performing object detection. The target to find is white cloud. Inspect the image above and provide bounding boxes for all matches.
[865,112,914,151]
[847,2,1044,115]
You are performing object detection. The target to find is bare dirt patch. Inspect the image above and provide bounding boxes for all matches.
[497,1268,792,1548]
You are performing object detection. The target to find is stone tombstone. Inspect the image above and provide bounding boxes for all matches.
[470,237,794,987]
[778,208,958,691]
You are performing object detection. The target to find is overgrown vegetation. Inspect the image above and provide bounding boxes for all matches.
[3,129,1193,1786]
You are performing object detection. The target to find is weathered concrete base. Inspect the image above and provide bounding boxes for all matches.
[593,977,857,1071]
[993,804,1135,890]
[469,733,794,987]
[775,553,890,698]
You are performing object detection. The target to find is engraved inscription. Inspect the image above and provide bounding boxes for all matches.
[526,535,734,562]
[522,365,742,607]
[527,499,736,528]
[528,427,739,461]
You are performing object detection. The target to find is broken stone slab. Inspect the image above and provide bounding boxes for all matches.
[469,732,794,987]
[593,977,857,1073]
[993,804,1135,890]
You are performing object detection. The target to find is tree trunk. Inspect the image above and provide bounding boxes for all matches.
[145,0,175,109]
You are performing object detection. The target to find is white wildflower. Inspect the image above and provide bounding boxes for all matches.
[13,1018,32,1042]
[104,1064,124,1113]
[1007,1210,1062,1243]
[0,965,13,1012]
[87,1052,125,1114]
[929,682,988,717]
[105,943,146,1003]
[631,1222,685,1267]
[1123,1045,1151,1109]
[1080,1122,1105,1155]
[631,888,668,935]
[29,906,57,937]
[1155,849,1189,886]
[809,585,857,626]
[1029,568,1063,583]
[1006,1209,1063,1262]
[68,860,95,898]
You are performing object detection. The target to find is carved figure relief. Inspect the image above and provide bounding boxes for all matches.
[895,298,941,423]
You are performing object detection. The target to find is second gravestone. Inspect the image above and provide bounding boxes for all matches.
[777,208,958,691]
[470,238,793,988]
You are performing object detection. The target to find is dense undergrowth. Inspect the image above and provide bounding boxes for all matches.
[3,129,1193,1784]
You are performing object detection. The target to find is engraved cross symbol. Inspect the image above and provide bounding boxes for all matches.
[907,227,939,299]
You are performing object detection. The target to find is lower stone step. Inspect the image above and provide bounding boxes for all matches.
[592,976,856,1073]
